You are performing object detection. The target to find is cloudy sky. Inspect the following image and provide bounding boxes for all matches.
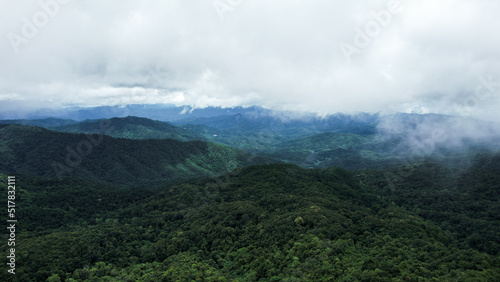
[1,0,499,120]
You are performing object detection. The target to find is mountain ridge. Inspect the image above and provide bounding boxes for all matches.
[54,116,206,141]
[0,124,273,185]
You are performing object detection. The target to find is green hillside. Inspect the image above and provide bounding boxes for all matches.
[1,164,498,281]
[275,132,368,150]
[0,124,270,185]
[265,132,401,169]
[176,112,378,152]
[357,153,500,256]
[54,116,205,141]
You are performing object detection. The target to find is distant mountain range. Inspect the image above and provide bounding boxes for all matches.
[0,104,267,121]
[3,110,500,171]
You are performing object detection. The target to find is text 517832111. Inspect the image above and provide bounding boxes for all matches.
[6,176,16,275]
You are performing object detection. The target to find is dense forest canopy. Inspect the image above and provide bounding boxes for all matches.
[0,113,499,281]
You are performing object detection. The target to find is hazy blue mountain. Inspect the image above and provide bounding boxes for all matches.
[174,112,379,135]
[8,104,268,121]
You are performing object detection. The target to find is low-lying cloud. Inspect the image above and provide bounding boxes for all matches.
[376,114,500,156]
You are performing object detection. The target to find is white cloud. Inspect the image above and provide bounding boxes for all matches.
[0,0,499,120]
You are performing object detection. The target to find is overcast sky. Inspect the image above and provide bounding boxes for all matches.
[1,0,499,120]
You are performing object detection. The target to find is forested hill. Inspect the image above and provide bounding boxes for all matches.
[0,124,271,185]
[357,152,500,256]
[54,116,206,141]
[1,164,498,281]
[266,132,380,169]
